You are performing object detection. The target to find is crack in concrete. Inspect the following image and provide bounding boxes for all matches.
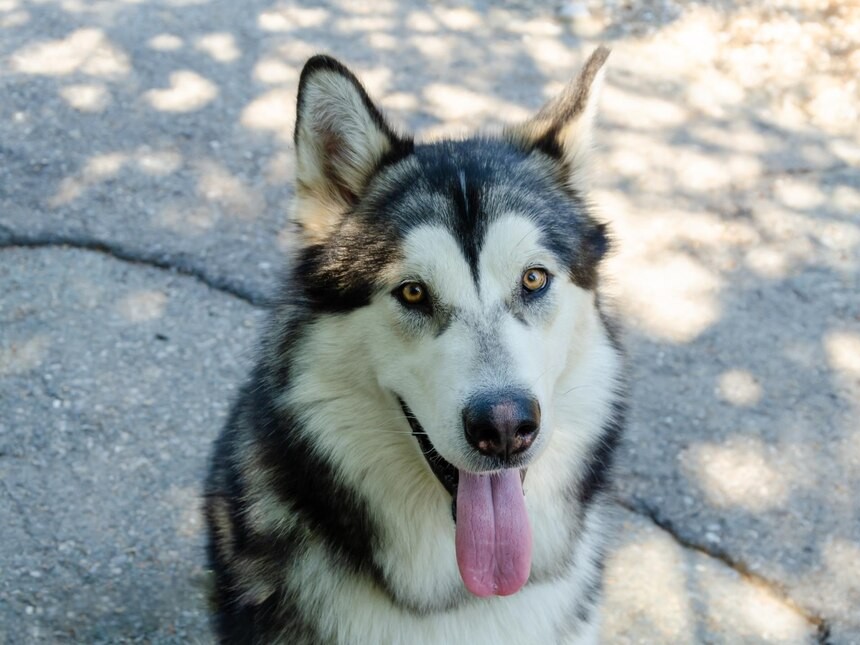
[1,479,42,548]
[709,162,853,198]
[760,162,851,178]
[0,233,267,307]
[619,498,830,639]
[0,231,838,640]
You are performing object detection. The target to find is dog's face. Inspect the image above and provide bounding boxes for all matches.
[355,148,604,478]
[286,52,611,596]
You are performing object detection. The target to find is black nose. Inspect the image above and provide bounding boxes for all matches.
[462,390,541,460]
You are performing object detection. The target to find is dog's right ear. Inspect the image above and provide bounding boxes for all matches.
[293,55,411,240]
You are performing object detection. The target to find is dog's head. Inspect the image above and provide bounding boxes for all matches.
[285,50,612,596]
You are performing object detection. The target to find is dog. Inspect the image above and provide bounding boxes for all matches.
[204,46,626,644]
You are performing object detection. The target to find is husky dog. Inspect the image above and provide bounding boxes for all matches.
[205,47,625,644]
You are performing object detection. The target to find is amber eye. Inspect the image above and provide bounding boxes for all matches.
[399,282,426,305]
[522,268,548,293]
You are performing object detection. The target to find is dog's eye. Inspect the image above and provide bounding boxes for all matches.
[396,282,427,307]
[521,268,549,293]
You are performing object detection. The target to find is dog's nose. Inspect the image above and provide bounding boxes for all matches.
[462,390,541,460]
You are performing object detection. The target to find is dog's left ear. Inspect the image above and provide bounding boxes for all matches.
[293,55,411,239]
[505,46,609,191]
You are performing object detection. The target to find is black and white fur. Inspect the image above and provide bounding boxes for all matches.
[205,47,625,644]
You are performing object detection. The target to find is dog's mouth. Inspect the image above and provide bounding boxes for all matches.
[399,398,460,502]
[398,397,532,597]
[398,398,528,502]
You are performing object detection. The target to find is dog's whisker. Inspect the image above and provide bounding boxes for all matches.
[529,368,550,389]
[347,429,430,436]
[559,384,594,396]
[512,227,540,253]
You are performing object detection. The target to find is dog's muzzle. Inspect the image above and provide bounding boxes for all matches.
[397,397,527,522]
[398,398,459,498]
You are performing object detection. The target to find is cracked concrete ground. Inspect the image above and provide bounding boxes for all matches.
[1,0,858,643]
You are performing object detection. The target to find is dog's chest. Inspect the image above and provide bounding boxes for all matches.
[322,571,597,645]
[297,498,606,645]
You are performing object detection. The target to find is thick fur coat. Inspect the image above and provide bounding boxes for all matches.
[205,47,626,644]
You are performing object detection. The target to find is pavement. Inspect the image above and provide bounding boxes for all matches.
[1,1,858,643]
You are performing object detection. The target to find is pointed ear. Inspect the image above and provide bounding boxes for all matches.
[293,55,411,239]
[505,46,609,190]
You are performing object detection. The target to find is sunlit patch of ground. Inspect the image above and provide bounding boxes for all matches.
[603,509,815,643]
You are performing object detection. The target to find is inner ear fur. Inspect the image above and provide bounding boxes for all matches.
[293,55,412,240]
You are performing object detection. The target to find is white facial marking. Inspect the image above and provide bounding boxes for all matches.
[282,212,622,623]
[478,213,563,303]
[397,223,478,308]
[363,214,588,472]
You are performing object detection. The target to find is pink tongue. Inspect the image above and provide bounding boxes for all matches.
[455,470,532,597]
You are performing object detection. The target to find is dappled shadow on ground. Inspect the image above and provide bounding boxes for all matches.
[1,0,858,640]
[593,23,859,630]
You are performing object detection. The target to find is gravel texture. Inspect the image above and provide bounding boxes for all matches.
[1,248,259,643]
[1,0,858,642]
